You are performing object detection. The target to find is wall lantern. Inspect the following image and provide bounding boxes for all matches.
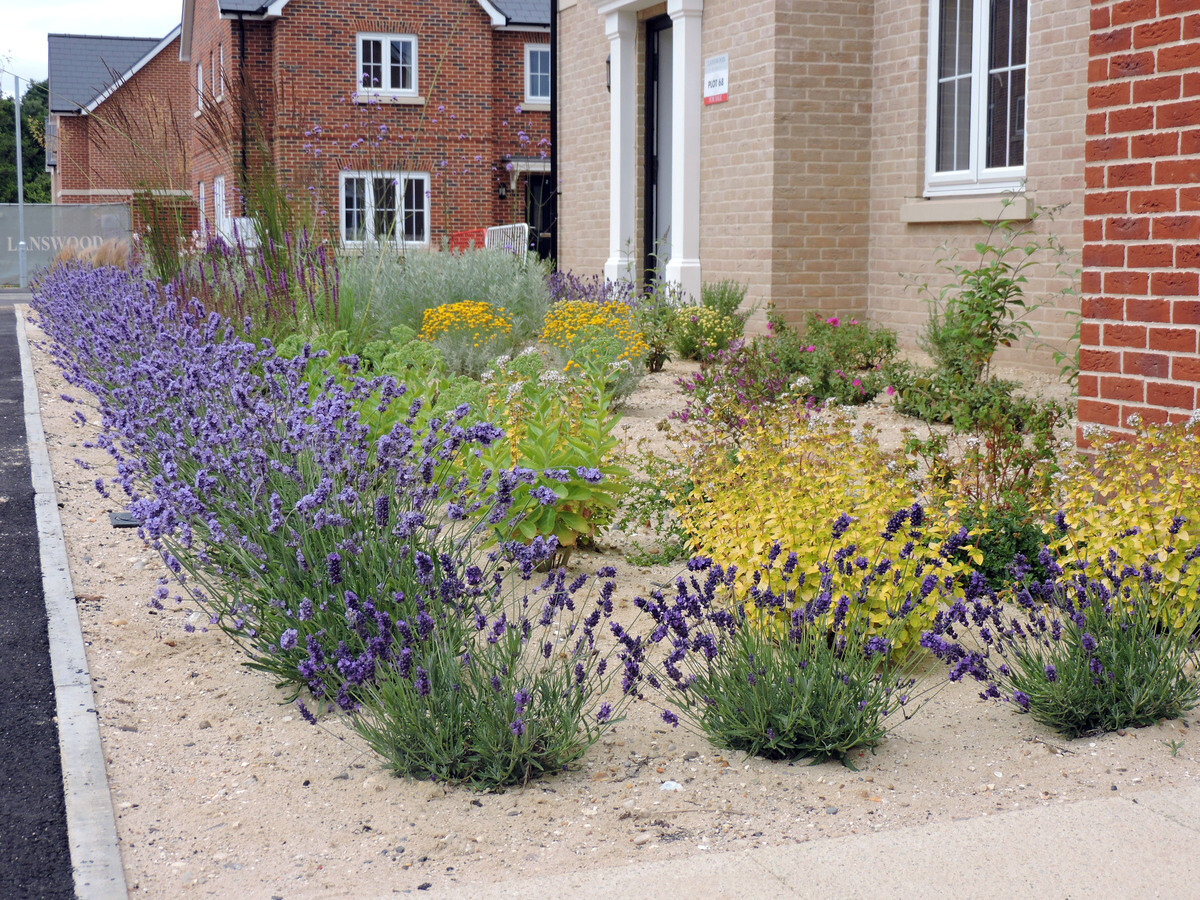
[606,54,611,93]
[498,183,508,200]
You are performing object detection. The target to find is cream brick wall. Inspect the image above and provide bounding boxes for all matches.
[557,0,613,275]
[771,0,875,328]
[867,0,1089,369]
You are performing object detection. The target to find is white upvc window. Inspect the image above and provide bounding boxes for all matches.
[525,44,551,105]
[357,33,418,95]
[196,61,204,110]
[925,0,1027,196]
[213,176,228,235]
[216,44,225,100]
[340,171,429,247]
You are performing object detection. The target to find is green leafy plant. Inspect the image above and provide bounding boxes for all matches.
[767,309,898,405]
[634,282,681,373]
[894,199,1075,425]
[474,351,630,563]
[612,441,695,566]
[907,394,1070,587]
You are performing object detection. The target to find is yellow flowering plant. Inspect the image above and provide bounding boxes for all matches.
[419,300,513,377]
[542,300,648,399]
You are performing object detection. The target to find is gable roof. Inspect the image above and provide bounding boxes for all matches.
[482,0,550,27]
[48,33,166,114]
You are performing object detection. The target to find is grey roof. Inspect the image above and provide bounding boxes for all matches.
[47,34,164,113]
[491,0,550,27]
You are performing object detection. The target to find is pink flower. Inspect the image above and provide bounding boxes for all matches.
[851,319,859,325]
[806,345,816,352]
[852,378,862,387]
[886,385,896,396]
[826,316,839,326]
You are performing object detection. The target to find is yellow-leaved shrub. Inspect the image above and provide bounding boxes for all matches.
[677,404,972,654]
[1050,420,1200,628]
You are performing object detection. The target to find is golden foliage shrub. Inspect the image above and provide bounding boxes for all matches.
[1051,419,1200,627]
[677,404,970,653]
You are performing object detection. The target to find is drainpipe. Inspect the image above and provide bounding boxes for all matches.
[549,0,558,265]
[238,13,248,195]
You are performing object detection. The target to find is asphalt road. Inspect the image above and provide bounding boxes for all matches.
[0,306,75,899]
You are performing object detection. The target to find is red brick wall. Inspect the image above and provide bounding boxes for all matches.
[188,0,550,246]
[1082,0,1200,442]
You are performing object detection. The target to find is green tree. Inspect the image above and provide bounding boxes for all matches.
[0,79,52,204]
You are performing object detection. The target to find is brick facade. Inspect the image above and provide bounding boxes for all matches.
[188,0,550,248]
[1080,0,1200,438]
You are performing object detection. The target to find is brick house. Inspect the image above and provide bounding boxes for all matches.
[46,29,196,231]
[179,0,553,253]
[557,0,1087,362]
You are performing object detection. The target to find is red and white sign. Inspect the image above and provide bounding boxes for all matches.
[704,54,729,105]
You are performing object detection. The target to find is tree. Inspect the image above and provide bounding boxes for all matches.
[0,79,52,204]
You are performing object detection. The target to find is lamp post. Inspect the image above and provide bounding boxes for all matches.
[13,73,28,289]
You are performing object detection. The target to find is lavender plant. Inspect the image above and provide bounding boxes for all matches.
[921,523,1200,738]
[636,511,957,763]
[33,261,645,788]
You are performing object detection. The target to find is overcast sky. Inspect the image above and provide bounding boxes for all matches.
[0,0,182,97]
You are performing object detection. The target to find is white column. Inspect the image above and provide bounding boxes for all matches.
[664,0,702,302]
[604,11,637,284]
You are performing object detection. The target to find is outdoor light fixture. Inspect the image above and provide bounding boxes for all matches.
[606,54,611,92]
[498,184,508,199]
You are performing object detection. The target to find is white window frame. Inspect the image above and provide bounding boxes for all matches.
[213,176,228,236]
[339,171,430,248]
[356,33,419,97]
[924,0,1027,197]
[196,61,204,111]
[525,44,551,105]
[216,44,225,101]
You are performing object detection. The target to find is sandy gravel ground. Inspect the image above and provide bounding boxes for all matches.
[24,315,1199,899]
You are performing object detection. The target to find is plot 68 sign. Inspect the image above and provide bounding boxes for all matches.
[704,54,729,105]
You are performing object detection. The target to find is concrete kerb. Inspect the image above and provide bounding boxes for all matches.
[16,306,129,900]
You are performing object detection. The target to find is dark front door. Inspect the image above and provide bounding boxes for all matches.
[644,15,673,284]
[525,173,554,260]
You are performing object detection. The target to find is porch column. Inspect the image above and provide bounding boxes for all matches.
[664,0,702,302]
[604,11,637,283]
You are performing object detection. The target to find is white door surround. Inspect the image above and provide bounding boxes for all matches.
[599,0,703,302]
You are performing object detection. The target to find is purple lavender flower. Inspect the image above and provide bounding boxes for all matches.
[661,710,679,728]
[510,718,526,737]
[326,552,342,585]
[1044,663,1057,682]
[280,629,299,651]
[596,702,613,723]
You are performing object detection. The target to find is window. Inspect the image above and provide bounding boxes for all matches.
[525,44,551,105]
[213,176,227,235]
[217,44,224,100]
[340,171,429,246]
[196,62,203,110]
[925,0,1026,195]
[357,33,417,95]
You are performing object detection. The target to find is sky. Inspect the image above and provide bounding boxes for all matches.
[0,0,182,97]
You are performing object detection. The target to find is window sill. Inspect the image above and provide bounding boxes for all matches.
[354,94,425,106]
[900,194,1033,224]
[193,108,203,118]
[521,101,551,112]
